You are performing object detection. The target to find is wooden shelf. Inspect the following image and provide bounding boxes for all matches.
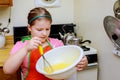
[0,68,18,80]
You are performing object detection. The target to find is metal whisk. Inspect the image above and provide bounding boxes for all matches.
[38,46,54,73]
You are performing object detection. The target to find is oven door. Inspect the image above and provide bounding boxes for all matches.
[86,54,98,67]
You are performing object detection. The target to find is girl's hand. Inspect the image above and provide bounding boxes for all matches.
[75,56,88,71]
[25,37,41,51]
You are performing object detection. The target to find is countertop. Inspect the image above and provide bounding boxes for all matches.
[0,36,14,67]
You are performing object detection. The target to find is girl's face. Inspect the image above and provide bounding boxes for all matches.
[28,19,51,43]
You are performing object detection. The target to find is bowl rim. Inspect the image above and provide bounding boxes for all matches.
[36,45,84,75]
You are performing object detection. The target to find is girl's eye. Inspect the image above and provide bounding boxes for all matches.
[37,29,42,31]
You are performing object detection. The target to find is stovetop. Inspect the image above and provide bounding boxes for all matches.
[81,46,90,51]
[82,45,97,55]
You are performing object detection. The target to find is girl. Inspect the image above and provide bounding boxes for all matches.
[3,7,88,80]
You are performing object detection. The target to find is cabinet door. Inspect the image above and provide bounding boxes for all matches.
[0,67,18,80]
[0,0,12,6]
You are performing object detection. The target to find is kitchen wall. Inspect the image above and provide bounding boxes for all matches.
[74,0,120,80]
[0,0,120,80]
[0,0,74,35]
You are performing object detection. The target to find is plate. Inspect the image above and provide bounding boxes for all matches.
[34,0,61,7]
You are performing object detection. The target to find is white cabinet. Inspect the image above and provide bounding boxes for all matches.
[77,66,98,80]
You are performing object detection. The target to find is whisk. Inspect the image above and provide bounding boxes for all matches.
[38,45,54,73]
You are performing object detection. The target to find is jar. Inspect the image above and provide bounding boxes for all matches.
[0,34,5,48]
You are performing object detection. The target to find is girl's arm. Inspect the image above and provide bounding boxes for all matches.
[3,37,41,74]
[3,45,29,74]
[76,56,88,71]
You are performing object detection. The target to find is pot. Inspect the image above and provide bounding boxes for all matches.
[68,37,91,46]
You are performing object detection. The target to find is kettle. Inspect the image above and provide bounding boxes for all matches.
[59,32,76,45]
[59,32,91,45]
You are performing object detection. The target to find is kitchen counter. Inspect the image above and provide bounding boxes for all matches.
[0,35,14,67]
[0,36,21,80]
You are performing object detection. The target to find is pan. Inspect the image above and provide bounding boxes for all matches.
[104,15,120,49]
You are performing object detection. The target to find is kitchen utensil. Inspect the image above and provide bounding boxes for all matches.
[59,32,76,45]
[38,45,53,73]
[36,45,84,80]
[2,27,10,34]
[103,15,120,49]
[67,37,91,46]
[113,0,120,19]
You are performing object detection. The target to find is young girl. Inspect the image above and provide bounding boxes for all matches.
[3,7,88,80]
